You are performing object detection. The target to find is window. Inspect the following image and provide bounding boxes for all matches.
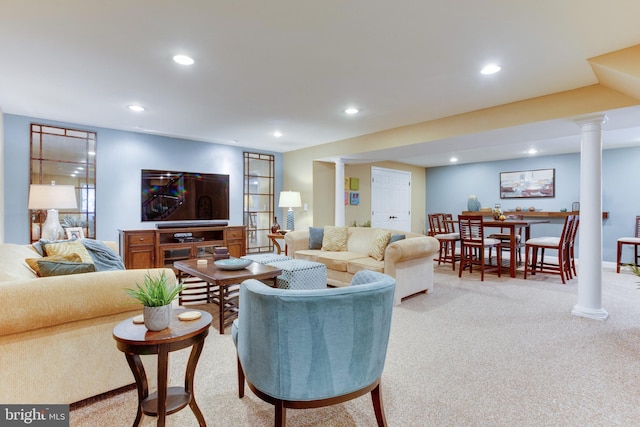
[30,124,96,241]
[243,152,275,253]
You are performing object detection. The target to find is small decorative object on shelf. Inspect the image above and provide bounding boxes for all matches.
[467,195,481,212]
[493,203,502,220]
[529,206,536,212]
[214,246,230,261]
[271,217,281,233]
[515,206,522,212]
[572,202,580,211]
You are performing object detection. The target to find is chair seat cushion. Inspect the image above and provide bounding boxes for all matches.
[434,232,460,240]
[526,237,560,246]
[618,237,640,244]
[489,233,521,242]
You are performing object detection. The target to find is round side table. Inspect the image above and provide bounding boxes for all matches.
[113,308,212,427]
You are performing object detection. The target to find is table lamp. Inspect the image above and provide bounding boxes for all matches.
[28,181,78,240]
[278,191,301,231]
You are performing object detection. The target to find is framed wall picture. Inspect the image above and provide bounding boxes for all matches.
[66,227,85,240]
[500,168,555,199]
[350,192,360,205]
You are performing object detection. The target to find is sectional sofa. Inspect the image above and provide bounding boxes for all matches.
[0,241,174,404]
[285,226,439,305]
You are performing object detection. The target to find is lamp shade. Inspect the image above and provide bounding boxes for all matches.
[28,184,78,210]
[278,191,301,208]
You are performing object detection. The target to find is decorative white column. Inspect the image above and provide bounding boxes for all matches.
[334,159,345,226]
[572,114,608,321]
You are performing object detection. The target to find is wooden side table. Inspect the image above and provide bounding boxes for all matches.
[113,309,212,427]
[268,233,287,255]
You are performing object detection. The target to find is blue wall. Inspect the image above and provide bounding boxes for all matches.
[4,114,283,244]
[426,147,640,263]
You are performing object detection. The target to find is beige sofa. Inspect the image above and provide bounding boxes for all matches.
[285,227,439,305]
[0,242,175,404]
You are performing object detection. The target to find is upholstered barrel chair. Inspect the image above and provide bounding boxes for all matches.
[232,270,396,426]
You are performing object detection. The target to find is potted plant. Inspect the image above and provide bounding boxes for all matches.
[125,271,184,331]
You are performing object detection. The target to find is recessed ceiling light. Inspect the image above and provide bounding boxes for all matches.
[272,131,283,138]
[173,54,194,65]
[345,107,359,115]
[480,64,501,75]
[450,157,459,163]
[128,105,144,112]
[527,148,538,155]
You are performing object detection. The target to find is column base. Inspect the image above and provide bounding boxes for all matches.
[571,304,609,321]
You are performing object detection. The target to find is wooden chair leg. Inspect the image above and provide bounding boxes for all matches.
[371,383,388,427]
[237,356,245,398]
[275,401,286,427]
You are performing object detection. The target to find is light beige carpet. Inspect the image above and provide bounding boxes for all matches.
[70,266,640,426]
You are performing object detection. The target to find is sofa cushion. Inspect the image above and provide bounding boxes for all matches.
[318,251,368,272]
[26,253,83,276]
[42,240,94,264]
[322,226,347,251]
[368,229,391,261]
[309,227,324,249]
[0,244,40,281]
[293,249,322,262]
[347,257,385,274]
[37,260,96,277]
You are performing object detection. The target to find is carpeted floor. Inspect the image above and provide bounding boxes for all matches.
[70,265,640,426]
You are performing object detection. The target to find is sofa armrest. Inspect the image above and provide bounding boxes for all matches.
[384,236,439,265]
[284,230,310,255]
[0,268,175,337]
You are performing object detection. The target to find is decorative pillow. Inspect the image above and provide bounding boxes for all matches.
[80,239,126,271]
[368,229,392,261]
[26,253,83,276]
[388,234,406,245]
[41,239,94,264]
[309,227,324,249]
[37,260,96,277]
[322,226,348,251]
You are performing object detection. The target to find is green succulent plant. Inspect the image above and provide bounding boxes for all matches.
[125,271,184,307]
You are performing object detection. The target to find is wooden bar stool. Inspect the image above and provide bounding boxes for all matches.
[458,215,502,281]
[428,213,459,270]
[616,215,640,273]
[524,215,576,284]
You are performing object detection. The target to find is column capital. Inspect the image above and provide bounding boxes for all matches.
[574,114,608,129]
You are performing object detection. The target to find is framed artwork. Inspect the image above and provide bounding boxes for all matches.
[500,168,555,199]
[344,191,349,205]
[344,177,350,190]
[66,227,85,240]
[349,178,360,190]
[350,192,360,205]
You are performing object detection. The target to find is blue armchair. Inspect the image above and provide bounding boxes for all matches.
[232,270,396,426]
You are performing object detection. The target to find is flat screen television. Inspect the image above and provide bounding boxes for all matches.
[141,169,229,223]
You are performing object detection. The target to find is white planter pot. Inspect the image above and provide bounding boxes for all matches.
[144,304,172,331]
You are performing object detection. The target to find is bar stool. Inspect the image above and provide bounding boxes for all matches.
[524,215,576,284]
[428,213,459,270]
[616,215,640,273]
[458,215,502,281]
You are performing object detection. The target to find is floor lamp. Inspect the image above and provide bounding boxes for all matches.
[278,191,301,231]
[28,182,78,240]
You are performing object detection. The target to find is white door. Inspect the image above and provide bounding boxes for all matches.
[371,167,411,231]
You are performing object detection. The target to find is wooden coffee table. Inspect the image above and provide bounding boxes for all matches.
[174,259,281,334]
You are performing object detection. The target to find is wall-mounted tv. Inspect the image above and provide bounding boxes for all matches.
[141,169,229,223]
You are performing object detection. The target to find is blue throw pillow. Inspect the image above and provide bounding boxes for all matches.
[388,234,406,245]
[309,227,324,249]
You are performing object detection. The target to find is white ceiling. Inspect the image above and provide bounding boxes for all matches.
[2,1,640,167]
